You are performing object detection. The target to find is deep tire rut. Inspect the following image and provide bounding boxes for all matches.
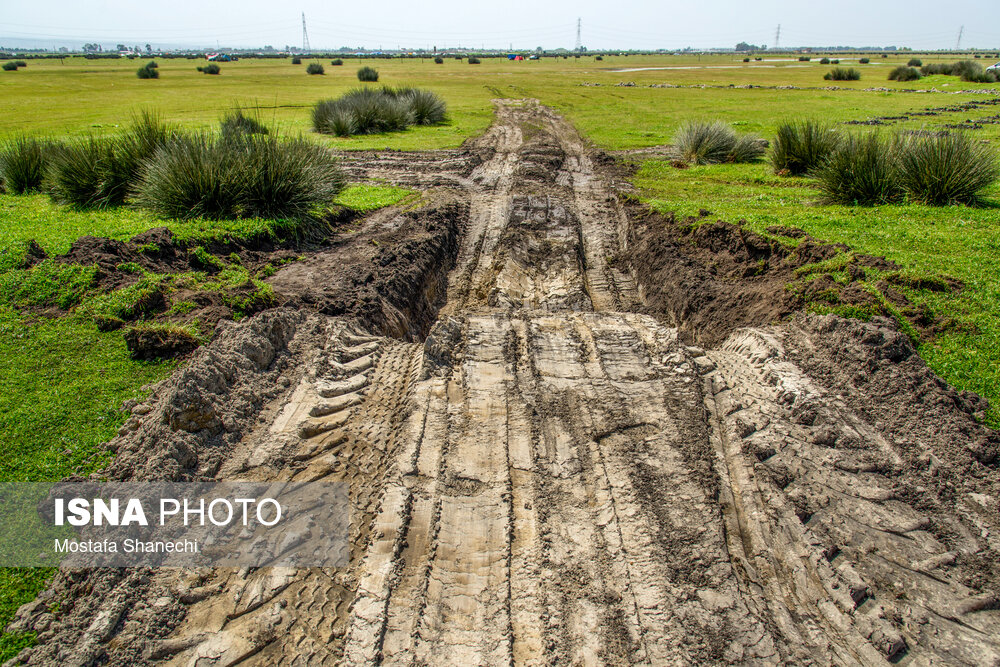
[10,100,1000,666]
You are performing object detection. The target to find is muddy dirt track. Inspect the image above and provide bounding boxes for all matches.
[8,100,1000,666]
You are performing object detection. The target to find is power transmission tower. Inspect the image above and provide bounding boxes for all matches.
[575,18,582,52]
[774,24,781,50]
[956,25,964,50]
[302,13,311,53]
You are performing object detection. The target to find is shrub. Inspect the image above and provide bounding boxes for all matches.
[673,121,763,165]
[434,56,444,64]
[897,132,999,205]
[770,121,840,175]
[907,58,922,67]
[137,61,159,79]
[306,62,325,75]
[595,55,603,61]
[331,58,343,66]
[469,57,481,64]
[742,58,750,63]
[888,66,921,82]
[819,57,830,64]
[220,108,269,140]
[13,60,26,68]
[815,133,901,205]
[0,136,52,193]
[134,133,345,219]
[357,66,379,81]
[202,63,221,75]
[312,87,447,136]
[824,67,861,81]
[859,57,870,64]
[2,62,17,72]
[921,62,953,75]
[952,60,983,80]
[292,57,302,65]
[831,59,840,64]
[799,56,811,61]
[47,111,173,208]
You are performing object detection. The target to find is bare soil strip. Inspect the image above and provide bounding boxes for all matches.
[8,100,999,666]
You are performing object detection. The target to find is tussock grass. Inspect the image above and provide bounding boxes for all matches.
[897,132,999,205]
[888,66,921,82]
[306,63,324,75]
[220,108,269,140]
[673,121,764,165]
[46,111,173,208]
[331,58,343,66]
[134,133,345,220]
[313,87,447,137]
[815,133,901,205]
[907,58,923,67]
[770,121,840,175]
[357,66,379,82]
[1,62,17,72]
[200,63,221,75]
[824,67,861,81]
[0,137,52,194]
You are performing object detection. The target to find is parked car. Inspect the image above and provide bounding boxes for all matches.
[987,62,1000,72]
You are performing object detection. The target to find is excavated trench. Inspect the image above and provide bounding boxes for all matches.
[8,100,1000,666]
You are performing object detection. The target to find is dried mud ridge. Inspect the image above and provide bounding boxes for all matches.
[8,100,1000,667]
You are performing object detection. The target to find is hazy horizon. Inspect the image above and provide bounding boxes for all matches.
[2,0,999,52]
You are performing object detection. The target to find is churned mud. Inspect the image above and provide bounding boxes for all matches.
[7,100,999,666]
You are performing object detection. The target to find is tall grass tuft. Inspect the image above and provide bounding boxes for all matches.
[331,58,343,66]
[468,57,481,64]
[770,121,840,175]
[434,57,444,64]
[859,57,870,64]
[0,137,53,194]
[673,121,763,165]
[824,67,861,81]
[136,61,159,79]
[815,133,901,206]
[220,108,269,140]
[357,66,379,82]
[313,87,447,137]
[292,57,302,65]
[888,66,921,81]
[2,62,18,72]
[134,134,345,220]
[907,58,922,67]
[201,63,221,75]
[921,62,953,75]
[47,111,173,208]
[897,132,999,205]
[306,62,325,75]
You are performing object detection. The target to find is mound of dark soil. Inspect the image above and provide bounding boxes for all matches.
[623,203,949,346]
[123,325,201,360]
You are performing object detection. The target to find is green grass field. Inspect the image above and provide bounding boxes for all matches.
[1,51,999,660]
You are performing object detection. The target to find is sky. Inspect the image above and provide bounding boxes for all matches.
[1,0,998,51]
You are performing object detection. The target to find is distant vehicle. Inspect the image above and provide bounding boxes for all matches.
[986,62,1000,72]
[529,55,539,60]
[206,53,231,62]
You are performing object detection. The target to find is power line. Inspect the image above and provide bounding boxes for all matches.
[575,18,581,52]
[302,12,310,53]
[956,25,963,50]
[774,24,781,49]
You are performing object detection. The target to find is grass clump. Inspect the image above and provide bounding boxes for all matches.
[292,57,301,65]
[357,66,378,82]
[47,111,173,208]
[770,121,840,176]
[220,108,269,140]
[897,132,999,205]
[921,62,954,75]
[673,121,764,165]
[306,63,324,75]
[907,58,923,67]
[819,57,830,65]
[468,57,481,64]
[798,56,811,62]
[888,66,921,82]
[200,63,221,75]
[313,87,447,137]
[859,57,870,64]
[815,133,901,205]
[2,62,17,72]
[824,67,861,81]
[331,58,343,66]
[136,61,158,79]
[434,57,444,64]
[134,133,345,220]
[0,137,52,194]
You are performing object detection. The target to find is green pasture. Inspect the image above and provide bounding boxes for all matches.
[1,51,999,660]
